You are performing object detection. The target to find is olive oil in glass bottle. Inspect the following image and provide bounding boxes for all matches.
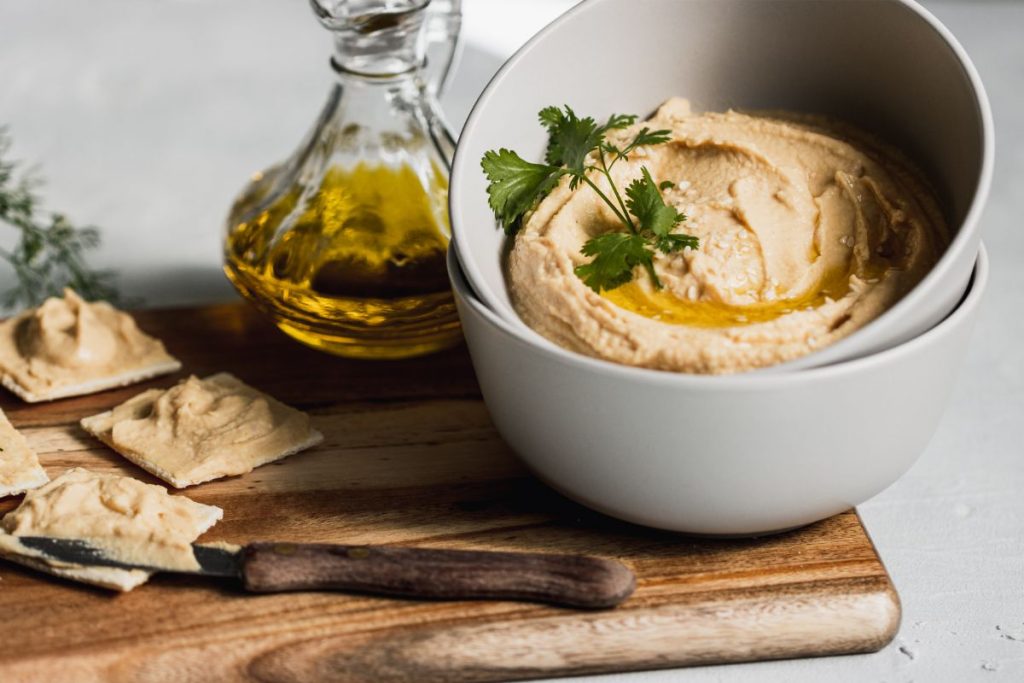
[224,0,461,359]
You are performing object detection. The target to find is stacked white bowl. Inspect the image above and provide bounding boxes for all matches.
[447,0,993,534]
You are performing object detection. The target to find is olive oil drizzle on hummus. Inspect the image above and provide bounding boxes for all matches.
[604,255,892,328]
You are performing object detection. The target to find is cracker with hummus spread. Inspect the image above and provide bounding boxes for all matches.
[0,408,48,497]
[0,467,222,591]
[80,373,323,488]
[0,288,181,403]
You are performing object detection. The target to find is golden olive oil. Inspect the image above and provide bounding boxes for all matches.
[603,260,888,328]
[224,163,461,359]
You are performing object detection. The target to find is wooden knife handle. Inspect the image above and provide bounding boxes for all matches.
[240,543,635,609]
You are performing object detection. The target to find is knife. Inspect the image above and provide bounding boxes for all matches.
[17,537,636,609]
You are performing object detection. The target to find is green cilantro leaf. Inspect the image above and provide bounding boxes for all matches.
[574,232,652,292]
[540,108,643,185]
[629,127,672,148]
[654,233,700,254]
[539,106,601,173]
[625,167,687,238]
[603,113,638,131]
[537,106,562,129]
[480,149,562,234]
[607,127,673,162]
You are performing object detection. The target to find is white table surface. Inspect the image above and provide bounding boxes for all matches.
[1,1,1022,681]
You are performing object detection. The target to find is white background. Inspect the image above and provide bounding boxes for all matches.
[1,1,1022,681]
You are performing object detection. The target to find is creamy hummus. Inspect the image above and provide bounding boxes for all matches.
[0,467,222,576]
[0,289,181,402]
[508,99,948,373]
[0,409,48,497]
[80,373,323,488]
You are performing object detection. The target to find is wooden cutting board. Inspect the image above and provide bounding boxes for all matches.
[0,303,900,682]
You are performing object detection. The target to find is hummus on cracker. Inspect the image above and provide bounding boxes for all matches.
[81,373,323,488]
[0,467,222,589]
[0,289,180,401]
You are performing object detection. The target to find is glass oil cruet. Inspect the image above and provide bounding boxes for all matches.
[223,0,462,359]
[422,0,462,98]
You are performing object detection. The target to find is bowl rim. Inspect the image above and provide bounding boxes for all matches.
[449,240,988,389]
[448,0,995,362]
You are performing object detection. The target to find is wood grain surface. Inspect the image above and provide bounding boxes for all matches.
[0,303,900,683]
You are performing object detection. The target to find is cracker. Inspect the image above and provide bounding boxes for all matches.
[0,468,223,591]
[1,360,182,404]
[80,373,324,488]
[0,408,48,497]
[0,289,181,403]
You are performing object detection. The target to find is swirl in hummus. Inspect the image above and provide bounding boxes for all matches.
[508,99,948,374]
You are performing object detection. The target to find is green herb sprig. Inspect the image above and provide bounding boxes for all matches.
[481,106,698,292]
[0,128,120,309]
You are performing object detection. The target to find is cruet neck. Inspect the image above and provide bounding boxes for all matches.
[310,0,431,78]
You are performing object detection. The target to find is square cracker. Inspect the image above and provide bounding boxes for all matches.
[0,408,48,497]
[0,290,181,403]
[80,373,323,488]
[0,468,223,591]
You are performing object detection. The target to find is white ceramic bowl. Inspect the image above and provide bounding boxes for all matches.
[450,0,993,372]
[449,242,988,535]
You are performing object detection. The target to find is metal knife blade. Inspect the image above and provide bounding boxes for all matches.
[17,536,241,577]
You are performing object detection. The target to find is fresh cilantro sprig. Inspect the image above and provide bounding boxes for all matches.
[481,105,698,292]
